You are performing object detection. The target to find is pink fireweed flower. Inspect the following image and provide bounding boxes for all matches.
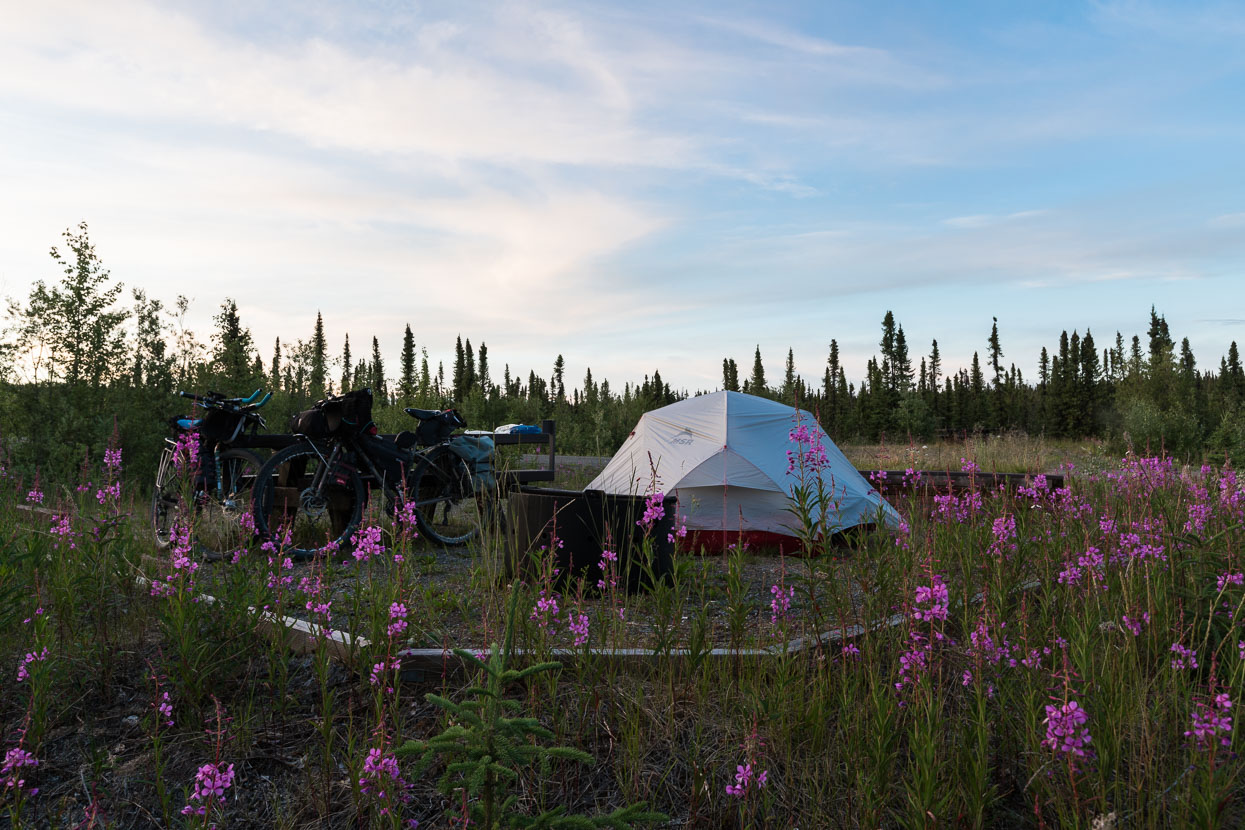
[637,492,666,530]
[387,603,408,639]
[103,447,123,470]
[25,489,43,505]
[181,761,235,816]
[369,659,401,689]
[1217,572,1245,592]
[157,692,174,727]
[352,525,385,562]
[1121,612,1149,636]
[787,425,830,473]
[667,521,688,544]
[49,514,76,550]
[725,762,768,797]
[770,583,794,623]
[1171,643,1199,671]
[15,647,49,683]
[567,611,590,647]
[931,491,984,523]
[1186,693,1233,749]
[173,432,199,472]
[530,590,561,635]
[913,574,950,623]
[841,643,861,659]
[360,747,411,813]
[1042,700,1094,766]
[989,514,1017,557]
[960,458,980,474]
[596,549,618,590]
[2,746,39,795]
[95,480,121,505]
[970,619,1013,665]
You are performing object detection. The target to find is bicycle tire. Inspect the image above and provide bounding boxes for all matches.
[251,441,367,559]
[410,445,479,546]
[152,446,263,559]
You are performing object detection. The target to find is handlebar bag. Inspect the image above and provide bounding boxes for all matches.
[290,388,375,438]
[199,408,245,443]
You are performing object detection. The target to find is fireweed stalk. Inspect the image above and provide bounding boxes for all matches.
[2,732,39,826]
[15,604,52,751]
[299,546,339,820]
[146,666,176,824]
[785,417,842,639]
[725,721,770,827]
[181,698,234,828]
[149,435,215,707]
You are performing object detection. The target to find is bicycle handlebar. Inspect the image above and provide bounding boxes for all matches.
[176,389,271,412]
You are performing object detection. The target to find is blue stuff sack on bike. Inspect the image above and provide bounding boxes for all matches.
[289,388,374,437]
[450,435,496,491]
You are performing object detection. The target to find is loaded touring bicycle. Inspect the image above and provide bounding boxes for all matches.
[155,386,557,560]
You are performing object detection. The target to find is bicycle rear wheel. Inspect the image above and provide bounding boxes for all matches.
[152,446,262,559]
[251,442,367,558]
[410,445,479,546]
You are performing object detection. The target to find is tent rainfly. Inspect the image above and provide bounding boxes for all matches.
[586,391,900,552]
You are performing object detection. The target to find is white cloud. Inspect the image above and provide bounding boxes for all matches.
[0,1,693,170]
[1210,212,1245,228]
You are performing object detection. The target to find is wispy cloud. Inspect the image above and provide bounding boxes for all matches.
[0,1,691,170]
[696,14,944,89]
[1210,212,1245,228]
[942,210,1050,229]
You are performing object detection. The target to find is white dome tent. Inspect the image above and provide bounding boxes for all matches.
[586,391,900,552]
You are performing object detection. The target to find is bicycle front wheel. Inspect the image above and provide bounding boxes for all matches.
[152,446,263,559]
[410,445,479,546]
[251,442,367,558]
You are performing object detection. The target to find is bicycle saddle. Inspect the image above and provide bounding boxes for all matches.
[403,408,443,421]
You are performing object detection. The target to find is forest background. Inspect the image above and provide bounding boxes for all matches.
[4,223,1245,486]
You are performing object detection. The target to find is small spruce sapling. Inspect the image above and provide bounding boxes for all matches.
[397,591,666,829]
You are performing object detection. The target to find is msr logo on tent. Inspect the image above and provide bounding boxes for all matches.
[672,429,694,446]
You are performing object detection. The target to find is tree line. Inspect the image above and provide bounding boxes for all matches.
[2,224,1243,484]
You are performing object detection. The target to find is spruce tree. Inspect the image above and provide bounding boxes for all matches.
[453,336,466,401]
[893,326,913,392]
[879,311,897,392]
[477,342,490,395]
[270,337,281,393]
[722,358,740,392]
[309,312,328,400]
[782,348,797,400]
[339,333,352,394]
[398,324,416,404]
[749,345,767,396]
[988,317,1004,391]
[370,336,386,403]
[553,355,566,402]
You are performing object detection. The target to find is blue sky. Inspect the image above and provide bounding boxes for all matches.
[1,0,1243,392]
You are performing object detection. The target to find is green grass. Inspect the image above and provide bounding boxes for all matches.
[2,443,1244,828]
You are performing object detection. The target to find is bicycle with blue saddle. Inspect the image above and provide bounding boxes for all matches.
[151,388,272,559]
